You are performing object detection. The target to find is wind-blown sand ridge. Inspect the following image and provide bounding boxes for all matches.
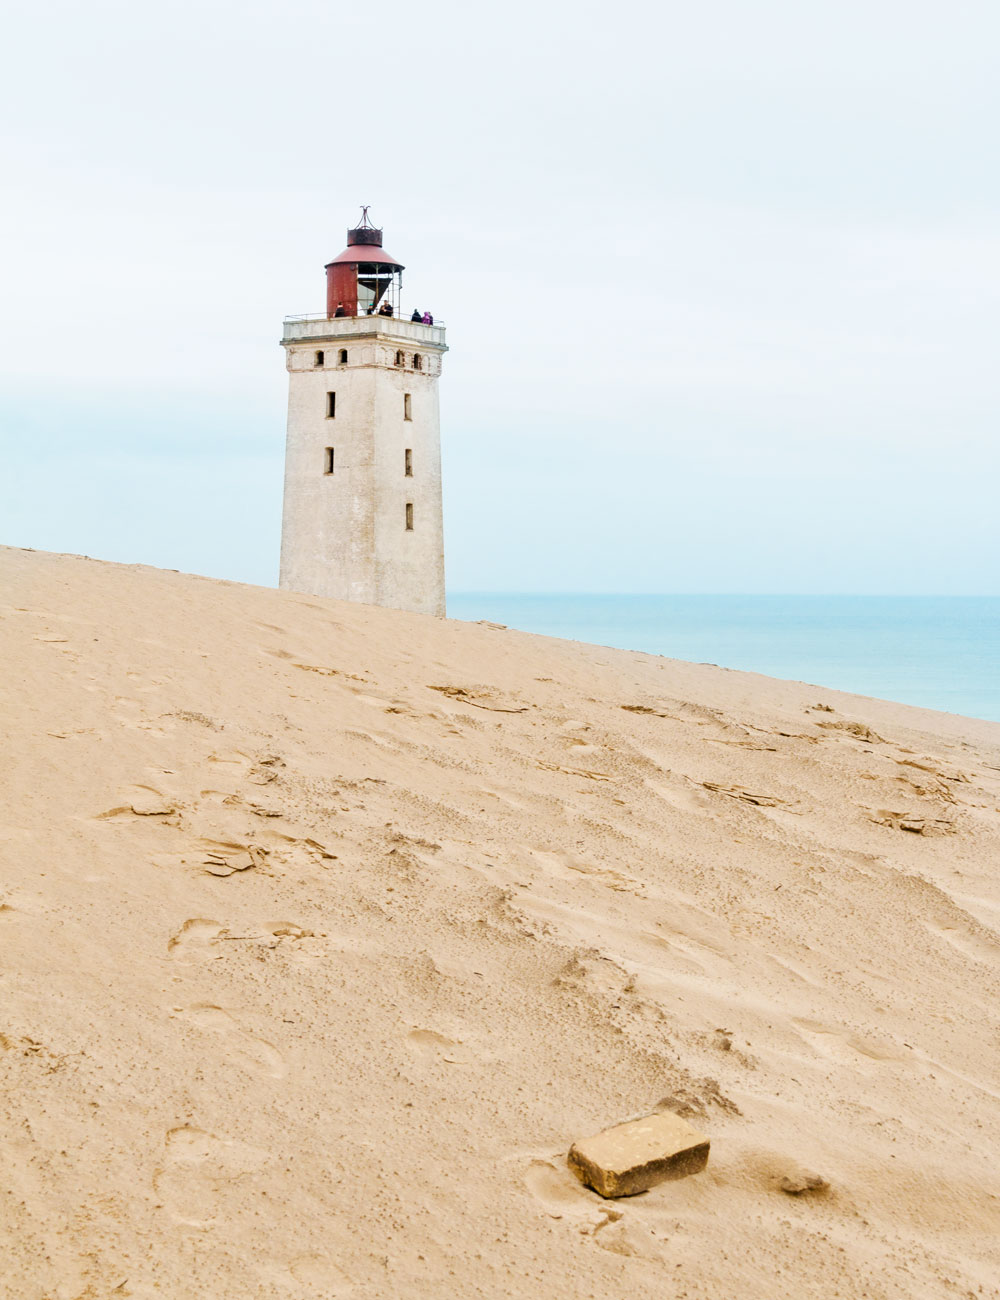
[2,545,999,1299]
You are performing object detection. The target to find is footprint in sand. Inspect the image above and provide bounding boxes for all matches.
[474,783,530,810]
[172,1004,287,1078]
[792,1017,903,1064]
[523,1160,603,1222]
[643,777,713,816]
[765,951,821,989]
[95,786,178,820]
[287,1255,352,1293]
[353,692,396,710]
[924,920,1000,965]
[154,1126,270,1228]
[345,729,403,752]
[639,931,709,977]
[529,847,642,895]
[522,1161,668,1257]
[405,1028,475,1065]
[168,917,317,960]
[167,918,227,961]
[591,1216,671,1260]
[110,697,169,735]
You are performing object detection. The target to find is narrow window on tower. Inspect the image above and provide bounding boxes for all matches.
[338,349,348,364]
[326,392,336,418]
[395,350,404,366]
[324,447,335,475]
[314,350,324,367]
[404,448,413,477]
[413,354,422,371]
[403,393,412,421]
[405,502,414,531]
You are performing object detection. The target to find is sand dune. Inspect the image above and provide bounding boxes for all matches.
[2,545,999,1299]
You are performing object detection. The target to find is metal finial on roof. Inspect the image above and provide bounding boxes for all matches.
[358,205,375,229]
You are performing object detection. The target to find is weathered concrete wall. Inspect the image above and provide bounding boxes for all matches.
[278,319,447,617]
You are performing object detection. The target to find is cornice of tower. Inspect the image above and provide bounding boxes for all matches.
[281,315,448,353]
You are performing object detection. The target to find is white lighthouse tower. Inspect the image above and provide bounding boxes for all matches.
[278,212,447,616]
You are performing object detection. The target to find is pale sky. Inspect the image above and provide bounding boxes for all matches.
[2,0,998,593]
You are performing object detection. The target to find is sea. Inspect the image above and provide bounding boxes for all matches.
[447,595,1000,725]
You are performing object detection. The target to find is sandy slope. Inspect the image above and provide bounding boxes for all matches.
[2,546,1000,1300]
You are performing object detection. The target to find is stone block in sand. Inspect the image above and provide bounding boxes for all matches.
[567,1112,710,1198]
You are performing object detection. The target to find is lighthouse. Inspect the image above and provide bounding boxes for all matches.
[278,211,447,616]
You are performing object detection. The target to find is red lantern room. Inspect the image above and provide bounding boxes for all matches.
[325,208,404,319]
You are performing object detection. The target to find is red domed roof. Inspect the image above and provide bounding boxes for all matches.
[325,243,404,270]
